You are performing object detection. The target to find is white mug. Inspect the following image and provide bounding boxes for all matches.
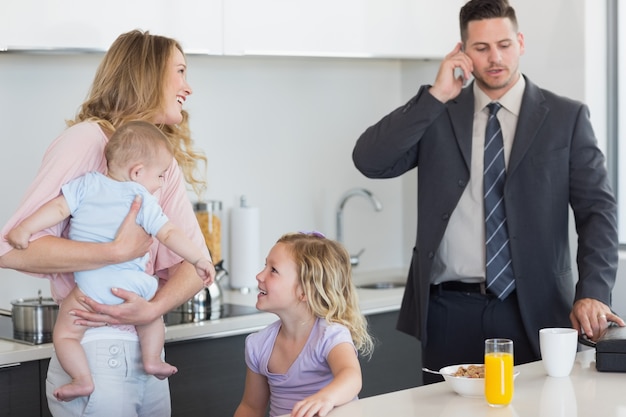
[539,328,578,377]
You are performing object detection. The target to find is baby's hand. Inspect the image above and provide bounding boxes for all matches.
[194,258,216,287]
[6,226,31,250]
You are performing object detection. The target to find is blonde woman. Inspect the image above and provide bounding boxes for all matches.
[234,232,374,417]
[0,31,215,417]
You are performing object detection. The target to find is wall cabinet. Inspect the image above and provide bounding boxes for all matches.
[2,1,461,58]
[224,0,463,58]
[0,0,222,54]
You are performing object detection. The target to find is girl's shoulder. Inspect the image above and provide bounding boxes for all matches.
[248,319,281,340]
[305,319,354,360]
[245,319,281,352]
[316,317,348,332]
[315,319,353,345]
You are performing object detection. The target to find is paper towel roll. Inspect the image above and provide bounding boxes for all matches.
[229,204,261,290]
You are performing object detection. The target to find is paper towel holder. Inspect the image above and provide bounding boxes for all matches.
[229,195,260,293]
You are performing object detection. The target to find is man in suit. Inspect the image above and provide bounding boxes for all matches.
[353,0,624,384]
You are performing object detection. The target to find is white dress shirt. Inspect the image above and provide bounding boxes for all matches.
[431,75,526,284]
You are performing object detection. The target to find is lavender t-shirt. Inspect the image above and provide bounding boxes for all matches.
[244,317,357,417]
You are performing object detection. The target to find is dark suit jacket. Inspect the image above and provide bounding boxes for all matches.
[352,76,618,355]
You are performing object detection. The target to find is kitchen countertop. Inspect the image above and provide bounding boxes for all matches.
[282,349,626,417]
[0,268,407,366]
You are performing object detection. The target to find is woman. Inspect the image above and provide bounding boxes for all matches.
[0,30,215,416]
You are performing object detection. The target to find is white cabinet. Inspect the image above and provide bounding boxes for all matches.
[1,0,463,58]
[0,0,222,54]
[223,0,464,58]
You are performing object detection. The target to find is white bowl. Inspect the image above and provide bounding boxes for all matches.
[439,364,520,398]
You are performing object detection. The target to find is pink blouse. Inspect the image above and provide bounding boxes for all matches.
[0,121,208,302]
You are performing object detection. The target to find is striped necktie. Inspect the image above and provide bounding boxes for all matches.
[484,102,515,299]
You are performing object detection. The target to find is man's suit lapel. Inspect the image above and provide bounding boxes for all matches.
[448,86,475,170]
[508,77,550,178]
[445,77,549,176]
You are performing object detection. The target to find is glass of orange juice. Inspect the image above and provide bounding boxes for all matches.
[484,338,514,407]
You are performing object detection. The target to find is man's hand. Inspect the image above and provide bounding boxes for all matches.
[109,195,153,263]
[429,42,473,103]
[570,298,625,341]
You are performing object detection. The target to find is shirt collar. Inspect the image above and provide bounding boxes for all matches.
[473,74,525,116]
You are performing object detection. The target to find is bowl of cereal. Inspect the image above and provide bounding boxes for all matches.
[439,364,519,398]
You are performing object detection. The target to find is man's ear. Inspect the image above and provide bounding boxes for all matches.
[129,163,144,181]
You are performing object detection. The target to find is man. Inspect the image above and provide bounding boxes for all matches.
[353,0,624,384]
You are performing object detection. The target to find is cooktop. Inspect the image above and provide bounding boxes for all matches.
[164,303,261,326]
[0,303,261,345]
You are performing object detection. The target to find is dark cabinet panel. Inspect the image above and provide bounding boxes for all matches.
[0,360,41,417]
[359,310,423,398]
[166,333,249,417]
[40,359,52,417]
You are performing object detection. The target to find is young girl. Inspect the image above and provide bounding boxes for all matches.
[234,232,374,417]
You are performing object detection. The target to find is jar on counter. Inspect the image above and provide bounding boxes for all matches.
[194,200,223,264]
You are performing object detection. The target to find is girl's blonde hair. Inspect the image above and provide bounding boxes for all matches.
[68,29,206,197]
[277,232,374,358]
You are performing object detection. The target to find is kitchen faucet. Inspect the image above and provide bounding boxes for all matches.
[336,188,383,267]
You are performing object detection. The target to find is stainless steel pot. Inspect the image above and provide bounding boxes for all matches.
[9,291,58,344]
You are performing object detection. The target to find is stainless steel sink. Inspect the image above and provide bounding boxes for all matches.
[357,281,405,290]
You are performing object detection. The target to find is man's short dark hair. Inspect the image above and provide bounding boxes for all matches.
[460,0,518,42]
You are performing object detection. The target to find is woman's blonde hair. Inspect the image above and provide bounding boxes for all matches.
[277,232,374,358]
[69,29,206,197]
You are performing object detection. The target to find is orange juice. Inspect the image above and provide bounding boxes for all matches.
[484,352,514,406]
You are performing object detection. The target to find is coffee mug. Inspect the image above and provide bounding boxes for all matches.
[539,328,578,377]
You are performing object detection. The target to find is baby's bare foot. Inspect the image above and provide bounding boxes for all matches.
[144,361,178,380]
[54,379,94,402]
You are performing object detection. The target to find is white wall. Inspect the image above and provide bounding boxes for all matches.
[0,53,411,307]
[185,54,409,272]
[1,0,624,315]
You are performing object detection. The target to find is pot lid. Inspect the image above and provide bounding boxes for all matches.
[11,297,58,308]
